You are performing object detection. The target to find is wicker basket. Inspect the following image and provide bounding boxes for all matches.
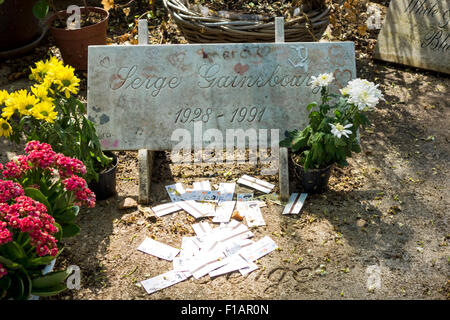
[163,0,330,43]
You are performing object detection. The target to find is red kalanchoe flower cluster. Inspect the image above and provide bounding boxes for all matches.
[2,155,30,179]
[0,180,24,203]
[54,154,87,178]
[63,175,96,208]
[1,194,59,257]
[0,263,7,279]
[0,220,12,245]
[24,141,53,153]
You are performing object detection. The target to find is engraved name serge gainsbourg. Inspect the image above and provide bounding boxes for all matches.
[108,63,316,98]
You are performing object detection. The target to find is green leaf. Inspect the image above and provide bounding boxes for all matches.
[55,206,79,224]
[0,256,22,270]
[32,0,49,19]
[306,102,317,111]
[24,187,52,215]
[3,242,26,260]
[31,283,67,297]
[8,273,24,300]
[0,275,11,291]
[62,223,80,238]
[53,222,63,242]
[32,269,71,289]
[53,195,69,213]
[28,255,58,267]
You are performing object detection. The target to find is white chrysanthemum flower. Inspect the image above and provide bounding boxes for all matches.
[345,78,384,110]
[330,123,353,139]
[340,87,349,96]
[310,73,334,88]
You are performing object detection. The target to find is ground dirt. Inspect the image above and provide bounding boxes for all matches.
[0,0,448,300]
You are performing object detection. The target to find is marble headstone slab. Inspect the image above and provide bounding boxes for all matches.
[87,42,356,150]
[374,0,449,74]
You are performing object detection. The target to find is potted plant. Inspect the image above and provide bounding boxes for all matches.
[1,141,96,238]
[25,0,110,71]
[280,73,384,193]
[0,0,46,58]
[0,178,71,300]
[0,57,117,200]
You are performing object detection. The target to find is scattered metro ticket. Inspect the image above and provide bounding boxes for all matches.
[165,183,185,202]
[218,183,236,201]
[192,222,213,237]
[239,236,278,262]
[282,193,308,215]
[180,237,201,257]
[237,175,275,194]
[209,254,250,278]
[237,193,253,201]
[239,262,259,276]
[151,202,182,217]
[243,202,266,227]
[212,201,236,223]
[182,190,221,202]
[193,180,211,191]
[178,200,209,219]
[141,270,188,295]
[137,238,180,261]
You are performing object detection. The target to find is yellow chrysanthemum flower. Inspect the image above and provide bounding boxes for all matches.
[30,84,54,103]
[0,90,9,105]
[0,118,12,137]
[46,65,80,98]
[4,89,40,116]
[32,101,58,123]
[30,56,63,83]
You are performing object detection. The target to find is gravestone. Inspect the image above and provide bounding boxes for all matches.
[87,20,356,203]
[373,0,449,74]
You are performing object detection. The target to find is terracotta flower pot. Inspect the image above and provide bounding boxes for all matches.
[0,0,43,53]
[291,155,333,194]
[46,7,109,71]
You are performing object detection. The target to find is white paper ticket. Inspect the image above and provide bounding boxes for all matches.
[137,238,180,261]
[180,237,201,257]
[187,251,225,279]
[239,236,278,262]
[193,180,211,191]
[212,201,236,223]
[178,200,209,219]
[239,262,259,276]
[151,202,182,217]
[237,193,253,201]
[141,270,188,295]
[165,183,185,202]
[282,193,308,215]
[218,183,236,201]
[192,222,213,237]
[237,175,275,194]
[243,202,266,227]
[209,254,250,278]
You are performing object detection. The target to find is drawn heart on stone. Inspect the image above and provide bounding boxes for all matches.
[167,52,186,68]
[234,63,249,75]
[100,56,110,68]
[109,74,126,90]
[333,69,352,89]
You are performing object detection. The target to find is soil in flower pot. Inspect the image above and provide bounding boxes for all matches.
[46,7,109,71]
[291,154,333,194]
[88,152,118,200]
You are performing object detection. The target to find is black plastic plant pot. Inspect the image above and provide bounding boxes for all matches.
[292,156,333,194]
[89,152,118,200]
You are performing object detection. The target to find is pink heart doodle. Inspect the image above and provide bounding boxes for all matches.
[333,69,353,89]
[234,63,249,75]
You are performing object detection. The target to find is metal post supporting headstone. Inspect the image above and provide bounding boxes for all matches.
[137,19,154,204]
[275,17,290,202]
